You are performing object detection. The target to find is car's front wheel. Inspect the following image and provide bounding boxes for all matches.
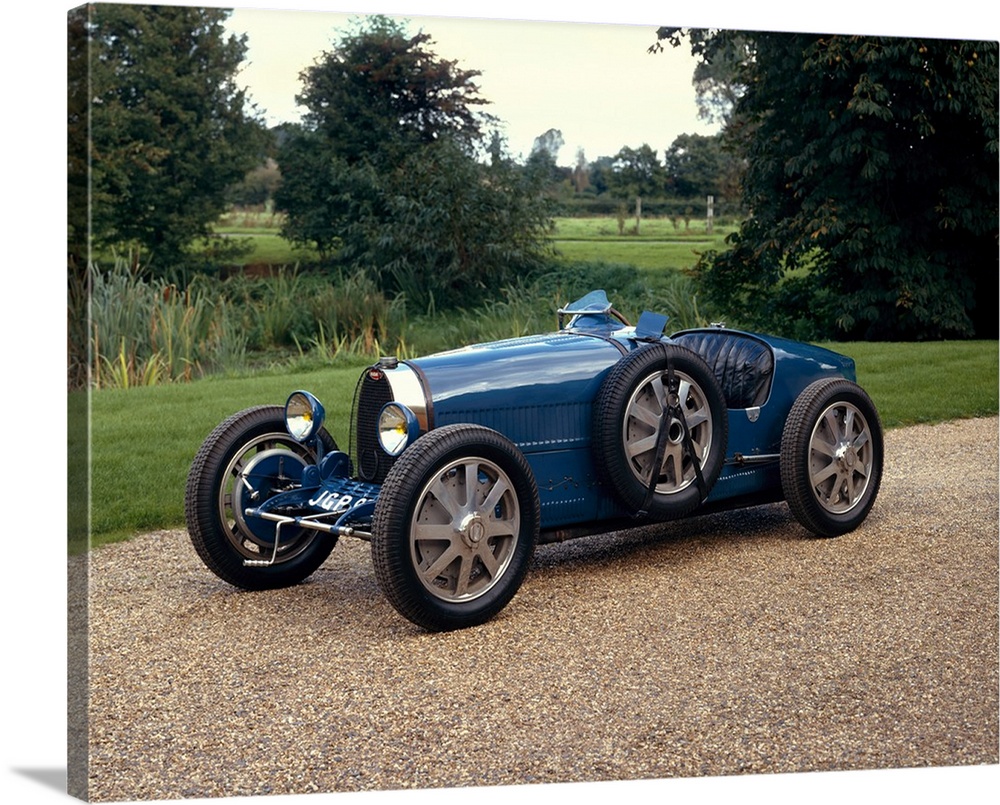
[371,425,540,631]
[185,406,338,589]
[780,378,884,537]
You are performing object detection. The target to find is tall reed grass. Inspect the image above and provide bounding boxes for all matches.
[74,260,414,389]
[71,259,706,390]
[84,259,248,388]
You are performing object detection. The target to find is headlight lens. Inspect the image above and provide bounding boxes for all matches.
[378,402,419,456]
[285,391,325,442]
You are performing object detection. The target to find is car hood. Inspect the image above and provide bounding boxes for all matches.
[409,330,626,417]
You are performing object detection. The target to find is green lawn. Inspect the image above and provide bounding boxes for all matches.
[830,340,999,428]
[554,239,718,272]
[550,217,734,271]
[206,233,321,266]
[207,214,734,270]
[83,362,368,551]
[80,340,998,552]
[236,234,320,265]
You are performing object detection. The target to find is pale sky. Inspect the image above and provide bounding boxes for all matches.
[223,5,723,163]
[221,0,999,165]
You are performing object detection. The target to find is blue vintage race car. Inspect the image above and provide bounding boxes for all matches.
[186,291,883,631]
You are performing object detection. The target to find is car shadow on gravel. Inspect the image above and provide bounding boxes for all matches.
[529,500,802,573]
[166,499,849,637]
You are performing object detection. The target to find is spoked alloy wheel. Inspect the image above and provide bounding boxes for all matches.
[623,367,715,495]
[781,379,883,537]
[185,406,337,589]
[372,424,539,631]
[409,455,521,602]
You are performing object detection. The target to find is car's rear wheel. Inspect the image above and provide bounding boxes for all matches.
[780,378,883,537]
[185,406,337,589]
[593,343,728,519]
[371,424,540,631]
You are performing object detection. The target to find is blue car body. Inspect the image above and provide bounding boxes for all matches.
[188,290,881,630]
[248,295,855,540]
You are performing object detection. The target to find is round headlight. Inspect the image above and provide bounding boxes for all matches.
[378,402,419,456]
[285,391,325,442]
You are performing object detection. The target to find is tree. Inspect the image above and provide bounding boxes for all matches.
[525,128,566,186]
[525,128,573,202]
[650,28,751,126]
[226,158,282,208]
[608,145,665,232]
[349,137,555,310]
[275,16,554,309]
[571,148,590,194]
[294,15,490,165]
[662,133,741,201]
[587,156,615,196]
[661,30,998,339]
[68,8,90,269]
[531,128,565,162]
[73,4,268,273]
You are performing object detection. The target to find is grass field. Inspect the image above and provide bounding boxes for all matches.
[550,217,737,241]
[220,233,321,266]
[209,213,735,271]
[555,239,716,271]
[82,363,369,552]
[204,211,312,266]
[80,339,998,552]
[551,218,734,271]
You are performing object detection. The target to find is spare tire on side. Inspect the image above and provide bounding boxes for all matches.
[593,342,728,520]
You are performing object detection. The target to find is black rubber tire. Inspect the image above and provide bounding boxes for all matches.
[371,424,540,631]
[780,378,884,537]
[185,406,337,589]
[593,342,728,519]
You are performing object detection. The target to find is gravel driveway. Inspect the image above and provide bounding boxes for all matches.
[77,417,999,801]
